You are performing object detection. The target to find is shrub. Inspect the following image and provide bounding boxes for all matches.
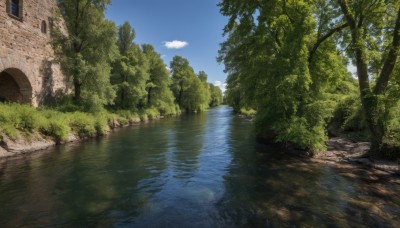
[69,112,97,138]
[145,108,160,120]
[95,113,110,135]
[240,108,256,117]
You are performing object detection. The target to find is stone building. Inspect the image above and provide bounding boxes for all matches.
[0,0,67,106]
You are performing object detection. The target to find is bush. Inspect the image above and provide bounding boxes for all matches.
[240,108,256,117]
[95,113,110,135]
[69,112,97,138]
[145,108,160,120]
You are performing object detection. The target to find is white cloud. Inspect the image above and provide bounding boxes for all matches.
[214,81,227,92]
[163,40,189,49]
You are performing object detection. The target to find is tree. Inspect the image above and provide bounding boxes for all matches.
[170,56,192,107]
[170,56,210,112]
[142,44,176,115]
[219,0,350,151]
[335,0,400,154]
[197,71,211,106]
[52,0,117,110]
[209,84,223,107]
[111,22,149,110]
[219,0,400,156]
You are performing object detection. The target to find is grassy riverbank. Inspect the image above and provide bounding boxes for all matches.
[0,103,165,144]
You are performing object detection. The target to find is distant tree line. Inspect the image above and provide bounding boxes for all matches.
[51,0,223,116]
[219,0,400,158]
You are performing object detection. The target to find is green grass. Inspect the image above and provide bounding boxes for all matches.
[0,103,158,142]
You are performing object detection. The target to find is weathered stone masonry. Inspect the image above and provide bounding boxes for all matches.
[0,0,67,106]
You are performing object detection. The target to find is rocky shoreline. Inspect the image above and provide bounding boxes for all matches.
[313,137,400,174]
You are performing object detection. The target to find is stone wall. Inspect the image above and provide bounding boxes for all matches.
[0,0,67,106]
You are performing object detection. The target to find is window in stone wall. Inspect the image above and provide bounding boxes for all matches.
[41,20,47,34]
[7,0,22,20]
[11,0,19,17]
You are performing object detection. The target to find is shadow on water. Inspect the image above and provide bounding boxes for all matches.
[0,106,399,227]
[214,113,400,227]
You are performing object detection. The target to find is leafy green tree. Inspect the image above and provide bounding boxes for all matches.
[219,0,350,151]
[209,84,223,107]
[197,71,211,106]
[142,44,176,115]
[170,56,193,107]
[170,56,209,112]
[335,0,400,155]
[111,22,149,110]
[52,0,117,111]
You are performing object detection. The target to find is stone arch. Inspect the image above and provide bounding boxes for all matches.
[0,68,32,104]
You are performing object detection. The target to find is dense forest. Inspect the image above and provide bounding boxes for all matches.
[219,0,400,159]
[0,0,222,142]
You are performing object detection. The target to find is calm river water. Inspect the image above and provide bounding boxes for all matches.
[0,106,399,227]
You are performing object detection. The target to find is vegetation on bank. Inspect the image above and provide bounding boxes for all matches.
[1,0,224,147]
[0,103,157,143]
[219,0,400,159]
[49,0,223,116]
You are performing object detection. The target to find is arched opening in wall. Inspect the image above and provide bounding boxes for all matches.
[41,20,47,34]
[0,68,32,104]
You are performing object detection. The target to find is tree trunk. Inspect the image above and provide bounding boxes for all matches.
[73,77,81,104]
[337,0,384,154]
[147,87,152,107]
[178,81,183,107]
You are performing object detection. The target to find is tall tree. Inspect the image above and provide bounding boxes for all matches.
[111,22,149,110]
[52,0,117,110]
[219,0,400,155]
[142,44,176,114]
[209,84,223,107]
[219,0,350,151]
[170,56,193,107]
[197,71,211,106]
[335,0,400,154]
[170,56,209,112]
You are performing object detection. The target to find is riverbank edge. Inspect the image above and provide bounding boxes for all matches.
[0,116,161,160]
[257,135,399,174]
[312,137,400,174]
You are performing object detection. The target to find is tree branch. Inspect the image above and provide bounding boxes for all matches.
[337,0,371,94]
[308,23,349,64]
[374,7,400,95]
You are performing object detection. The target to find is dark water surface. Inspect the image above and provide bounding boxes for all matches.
[0,106,399,227]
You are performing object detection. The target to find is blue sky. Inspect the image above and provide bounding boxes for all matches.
[105,0,228,91]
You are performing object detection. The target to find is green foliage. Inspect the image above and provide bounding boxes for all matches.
[52,0,117,107]
[94,113,110,135]
[142,44,177,115]
[1,124,19,139]
[209,84,223,107]
[219,0,353,151]
[114,110,141,123]
[69,112,97,138]
[170,56,211,112]
[239,108,256,117]
[144,108,160,120]
[112,38,149,110]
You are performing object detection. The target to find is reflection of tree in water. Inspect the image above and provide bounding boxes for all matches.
[0,143,116,227]
[53,140,117,227]
[104,122,173,225]
[215,117,400,227]
[169,112,207,179]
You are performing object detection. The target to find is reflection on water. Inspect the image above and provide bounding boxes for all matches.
[0,106,399,227]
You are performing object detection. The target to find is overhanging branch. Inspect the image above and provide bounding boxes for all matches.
[308,23,349,64]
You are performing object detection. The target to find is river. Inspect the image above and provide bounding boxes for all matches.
[0,106,399,227]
